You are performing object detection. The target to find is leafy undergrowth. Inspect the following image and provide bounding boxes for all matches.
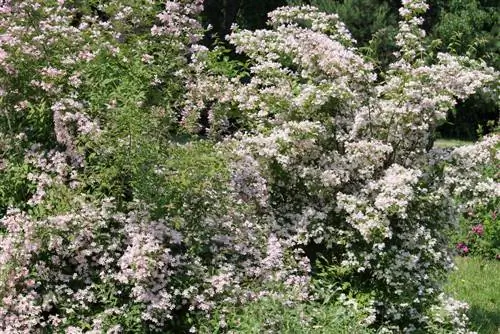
[446,257,500,333]
[201,298,375,334]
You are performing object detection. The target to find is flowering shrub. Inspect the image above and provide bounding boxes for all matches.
[0,0,499,333]
[0,1,308,332]
[183,0,499,332]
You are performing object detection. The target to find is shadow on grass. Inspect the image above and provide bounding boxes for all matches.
[468,305,500,334]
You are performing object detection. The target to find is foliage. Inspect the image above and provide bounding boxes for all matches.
[453,204,499,260]
[429,0,498,66]
[201,0,288,45]
[0,1,271,332]
[287,0,500,140]
[198,293,376,334]
[286,0,399,68]
[288,0,398,44]
[431,0,499,140]
[0,0,499,333]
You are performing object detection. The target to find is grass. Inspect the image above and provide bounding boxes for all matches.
[433,138,474,148]
[446,257,500,333]
[207,297,375,334]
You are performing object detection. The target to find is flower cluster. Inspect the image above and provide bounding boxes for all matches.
[0,192,310,332]
[427,294,474,334]
[441,133,499,259]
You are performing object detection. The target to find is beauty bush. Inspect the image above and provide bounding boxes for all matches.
[1,1,307,332]
[184,0,498,332]
[0,1,498,334]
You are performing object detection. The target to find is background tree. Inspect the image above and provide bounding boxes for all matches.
[201,0,288,45]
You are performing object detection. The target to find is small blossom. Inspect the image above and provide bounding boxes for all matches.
[471,224,484,236]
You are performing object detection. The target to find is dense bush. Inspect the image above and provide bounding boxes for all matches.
[183,0,499,332]
[0,0,499,333]
[0,1,291,332]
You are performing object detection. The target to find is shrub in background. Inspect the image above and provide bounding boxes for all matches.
[452,202,499,260]
[429,0,498,66]
[447,138,500,260]
[431,0,499,140]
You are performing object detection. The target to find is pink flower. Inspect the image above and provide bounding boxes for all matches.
[0,48,7,63]
[471,224,484,236]
[456,242,469,255]
[141,54,154,64]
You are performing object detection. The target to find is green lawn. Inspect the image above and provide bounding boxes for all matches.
[433,139,474,148]
[446,257,500,333]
